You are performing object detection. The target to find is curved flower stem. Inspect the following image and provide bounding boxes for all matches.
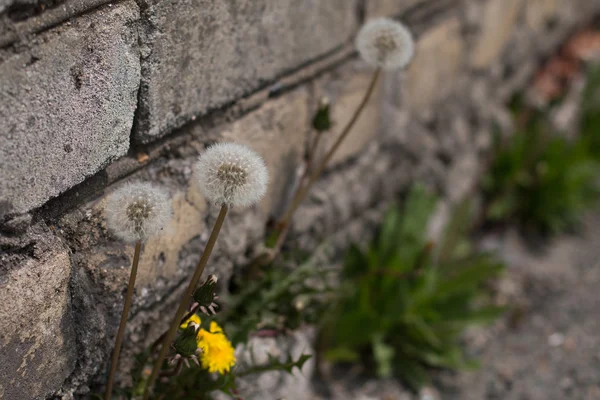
[142,204,229,400]
[276,68,382,237]
[104,240,142,400]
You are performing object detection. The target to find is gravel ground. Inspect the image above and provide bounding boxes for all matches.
[437,211,600,400]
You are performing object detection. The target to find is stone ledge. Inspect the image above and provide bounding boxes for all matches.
[134,0,360,143]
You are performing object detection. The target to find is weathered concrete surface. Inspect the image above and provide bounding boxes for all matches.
[403,16,464,111]
[366,0,426,18]
[469,0,524,69]
[0,1,139,216]
[0,1,118,49]
[134,0,359,142]
[525,0,559,32]
[229,329,316,400]
[0,228,75,400]
[0,0,10,15]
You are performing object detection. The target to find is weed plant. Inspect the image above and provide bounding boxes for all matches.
[483,108,600,234]
[320,186,505,390]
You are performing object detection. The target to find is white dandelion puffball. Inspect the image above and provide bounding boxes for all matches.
[356,18,415,70]
[105,182,172,243]
[194,142,268,208]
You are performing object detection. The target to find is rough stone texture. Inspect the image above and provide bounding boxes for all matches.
[0,229,75,400]
[470,0,523,69]
[0,1,119,49]
[365,0,426,18]
[230,329,316,400]
[525,0,559,32]
[403,16,464,111]
[134,0,358,142]
[0,1,140,216]
[1,0,600,398]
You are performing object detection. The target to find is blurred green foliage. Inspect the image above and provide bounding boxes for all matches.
[220,260,334,346]
[483,69,600,234]
[581,65,600,160]
[145,350,310,400]
[320,185,505,390]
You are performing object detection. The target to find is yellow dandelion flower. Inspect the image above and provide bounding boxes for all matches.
[196,321,236,374]
[208,321,222,333]
[180,314,201,329]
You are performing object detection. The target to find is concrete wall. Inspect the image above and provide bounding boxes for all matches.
[1,0,599,398]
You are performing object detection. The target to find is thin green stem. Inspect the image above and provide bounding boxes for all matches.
[277,68,381,232]
[142,204,229,400]
[104,240,142,400]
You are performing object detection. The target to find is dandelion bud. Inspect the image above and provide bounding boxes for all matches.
[193,275,219,315]
[194,143,268,208]
[105,182,172,243]
[173,323,200,357]
[356,18,415,70]
[312,96,331,132]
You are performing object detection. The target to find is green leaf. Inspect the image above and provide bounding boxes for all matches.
[343,244,367,278]
[238,352,312,377]
[378,206,402,262]
[399,185,437,250]
[404,315,442,348]
[394,359,430,391]
[324,347,360,362]
[372,334,395,378]
[437,197,473,263]
[487,194,518,221]
[436,260,503,298]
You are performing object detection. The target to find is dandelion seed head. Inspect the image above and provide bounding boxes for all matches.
[105,182,172,243]
[194,142,268,208]
[356,18,415,70]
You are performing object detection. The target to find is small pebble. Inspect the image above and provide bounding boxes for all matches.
[560,376,574,391]
[419,387,440,400]
[548,332,565,347]
[564,336,576,350]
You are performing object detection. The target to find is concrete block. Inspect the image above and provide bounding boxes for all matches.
[404,16,464,111]
[366,0,426,18]
[0,1,140,216]
[526,0,558,32]
[470,0,523,69]
[0,239,75,400]
[135,0,358,142]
